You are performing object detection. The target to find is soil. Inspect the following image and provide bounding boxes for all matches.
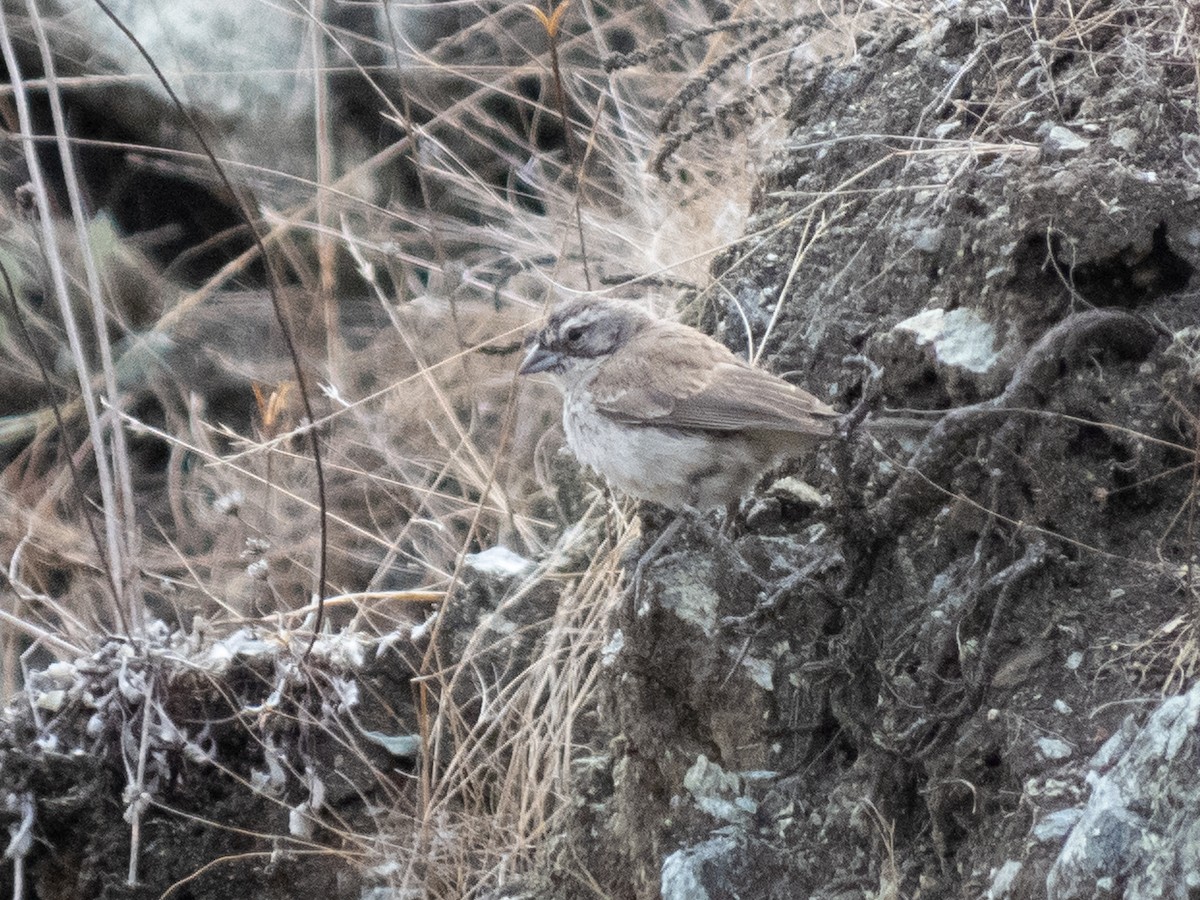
[575,3,1200,898]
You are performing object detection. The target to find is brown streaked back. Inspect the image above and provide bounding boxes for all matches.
[586,319,838,436]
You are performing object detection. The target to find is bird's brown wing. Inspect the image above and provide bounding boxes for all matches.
[588,321,838,435]
[668,363,838,434]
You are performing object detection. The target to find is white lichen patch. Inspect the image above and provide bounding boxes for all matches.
[654,557,721,637]
[464,546,535,578]
[735,654,774,691]
[895,307,1000,375]
[683,754,757,825]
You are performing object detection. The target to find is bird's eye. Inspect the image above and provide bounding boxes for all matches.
[565,325,585,343]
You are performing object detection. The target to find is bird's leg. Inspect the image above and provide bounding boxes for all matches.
[720,499,747,539]
[630,503,777,612]
[839,353,884,431]
[630,511,686,600]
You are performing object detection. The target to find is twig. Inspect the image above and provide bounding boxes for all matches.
[0,608,83,658]
[24,0,142,627]
[126,675,155,885]
[3,792,34,900]
[528,0,592,289]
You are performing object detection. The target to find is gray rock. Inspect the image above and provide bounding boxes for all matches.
[1047,683,1200,899]
[1036,737,1073,762]
[1043,125,1091,154]
[661,836,741,900]
[684,755,756,825]
[912,226,945,252]
[893,307,1001,375]
[988,860,1023,898]
[64,0,320,184]
[653,555,721,637]
[1033,808,1084,843]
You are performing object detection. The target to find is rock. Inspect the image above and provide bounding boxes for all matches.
[1047,683,1200,899]
[683,755,756,825]
[1110,128,1140,152]
[988,860,1023,898]
[912,226,945,252]
[893,307,1001,376]
[1043,125,1091,154]
[50,0,370,197]
[661,836,741,900]
[651,554,722,637]
[1033,808,1083,843]
[765,476,829,510]
[601,629,625,666]
[1036,738,1073,762]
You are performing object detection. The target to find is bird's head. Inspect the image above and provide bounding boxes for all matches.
[519,298,651,378]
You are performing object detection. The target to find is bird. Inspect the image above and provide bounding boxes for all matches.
[519,296,842,511]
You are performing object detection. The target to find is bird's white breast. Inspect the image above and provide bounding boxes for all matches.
[558,379,761,510]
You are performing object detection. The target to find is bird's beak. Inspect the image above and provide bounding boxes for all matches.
[519,343,561,375]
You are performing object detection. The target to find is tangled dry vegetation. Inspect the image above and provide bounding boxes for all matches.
[1,0,1199,897]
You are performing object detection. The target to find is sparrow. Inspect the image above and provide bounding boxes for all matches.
[519,297,840,511]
